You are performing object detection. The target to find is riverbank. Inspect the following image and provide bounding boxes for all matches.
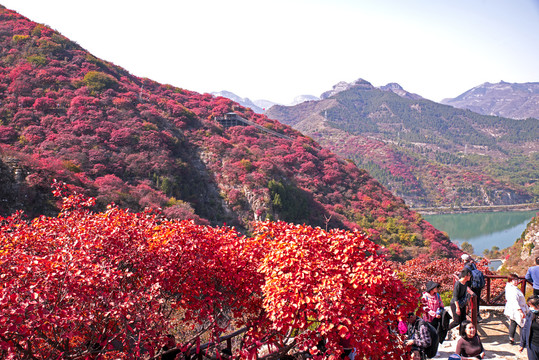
[412,203,539,215]
[422,209,537,256]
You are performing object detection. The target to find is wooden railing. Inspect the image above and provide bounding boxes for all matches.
[179,327,248,360]
[170,275,529,358]
[454,274,528,328]
[481,275,528,306]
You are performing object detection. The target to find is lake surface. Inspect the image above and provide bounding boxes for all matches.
[423,210,538,256]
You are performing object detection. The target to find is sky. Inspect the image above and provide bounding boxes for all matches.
[2,0,539,104]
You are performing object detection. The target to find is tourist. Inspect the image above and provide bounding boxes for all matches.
[462,254,485,320]
[421,281,444,327]
[525,257,539,296]
[504,273,528,345]
[405,312,432,360]
[455,320,485,359]
[161,334,181,360]
[339,331,355,360]
[449,268,472,331]
[520,295,539,359]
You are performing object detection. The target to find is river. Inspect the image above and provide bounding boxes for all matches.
[423,210,538,256]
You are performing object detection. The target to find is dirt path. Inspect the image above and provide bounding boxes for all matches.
[436,308,526,359]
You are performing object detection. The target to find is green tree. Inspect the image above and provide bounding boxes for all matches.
[83,71,118,92]
[461,241,474,255]
[268,179,310,223]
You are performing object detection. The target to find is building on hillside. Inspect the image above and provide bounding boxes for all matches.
[214,112,293,140]
[215,112,248,129]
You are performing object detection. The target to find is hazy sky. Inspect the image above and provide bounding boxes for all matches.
[2,0,539,104]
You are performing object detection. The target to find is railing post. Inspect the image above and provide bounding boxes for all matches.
[486,276,491,304]
[522,279,528,295]
[471,293,478,329]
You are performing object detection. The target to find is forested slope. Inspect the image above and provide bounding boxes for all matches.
[0,5,459,258]
[267,80,538,208]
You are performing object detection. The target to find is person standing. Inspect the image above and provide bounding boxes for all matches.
[455,320,485,359]
[449,268,472,331]
[421,280,444,329]
[520,296,539,359]
[462,254,484,320]
[526,257,539,296]
[504,273,528,345]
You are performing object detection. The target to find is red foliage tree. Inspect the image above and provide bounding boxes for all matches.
[244,221,419,359]
[0,189,419,359]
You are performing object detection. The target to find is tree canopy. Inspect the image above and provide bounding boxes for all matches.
[0,184,418,359]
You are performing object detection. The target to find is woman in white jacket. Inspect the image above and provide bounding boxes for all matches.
[504,273,528,345]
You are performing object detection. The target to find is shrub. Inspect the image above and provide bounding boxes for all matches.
[12,34,29,43]
[27,55,47,66]
[82,71,118,92]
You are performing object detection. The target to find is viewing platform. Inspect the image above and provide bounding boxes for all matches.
[437,307,525,360]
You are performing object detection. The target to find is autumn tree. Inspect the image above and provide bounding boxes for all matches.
[0,187,419,359]
[243,221,419,359]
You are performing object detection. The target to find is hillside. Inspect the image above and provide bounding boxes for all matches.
[0,5,460,259]
[500,214,539,276]
[441,81,539,120]
[266,79,539,208]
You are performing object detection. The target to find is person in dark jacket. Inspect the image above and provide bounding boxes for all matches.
[449,268,472,331]
[455,320,485,359]
[520,295,539,359]
[405,312,432,360]
[161,335,181,360]
[462,254,484,321]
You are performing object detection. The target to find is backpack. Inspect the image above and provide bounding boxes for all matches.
[438,308,452,344]
[416,319,439,358]
[466,264,485,289]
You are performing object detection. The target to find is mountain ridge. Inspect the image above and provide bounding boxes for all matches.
[441,81,539,120]
[266,81,538,208]
[214,79,424,114]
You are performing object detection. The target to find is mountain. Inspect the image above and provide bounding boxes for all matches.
[441,81,539,120]
[320,78,375,99]
[0,5,460,259]
[253,98,278,111]
[266,79,539,208]
[290,94,320,106]
[502,214,539,275]
[211,90,265,113]
[379,82,422,100]
[211,91,319,112]
[320,79,422,101]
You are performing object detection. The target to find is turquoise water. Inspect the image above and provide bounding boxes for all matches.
[423,210,538,256]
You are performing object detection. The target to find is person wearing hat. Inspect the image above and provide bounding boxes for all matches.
[421,280,445,329]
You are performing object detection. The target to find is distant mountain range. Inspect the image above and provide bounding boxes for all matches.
[266,78,539,208]
[441,81,539,120]
[211,91,320,114]
[213,80,424,114]
[216,80,539,123]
